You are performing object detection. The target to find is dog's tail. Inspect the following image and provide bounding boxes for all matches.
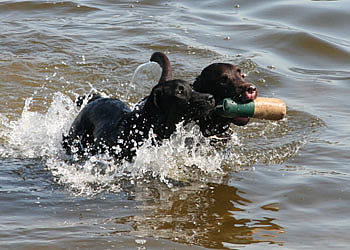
[150,52,172,84]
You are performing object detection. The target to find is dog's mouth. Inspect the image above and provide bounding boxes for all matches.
[191,103,216,120]
[235,85,258,103]
[230,116,250,126]
[230,85,258,126]
[243,91,257,101]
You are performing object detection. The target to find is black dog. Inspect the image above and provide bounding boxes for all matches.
[193,63,258,137]
[62,52,215,161]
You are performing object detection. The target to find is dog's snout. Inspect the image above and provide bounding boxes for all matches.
[207,94,215,104]
[242,83,258,101]
[246,85,257,94]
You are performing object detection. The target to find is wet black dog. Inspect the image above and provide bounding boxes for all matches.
[193,63,258,137]
[62,52,215,161]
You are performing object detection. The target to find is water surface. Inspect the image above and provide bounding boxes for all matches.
[0,0,349,249]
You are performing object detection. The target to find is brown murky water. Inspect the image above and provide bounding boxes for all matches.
[0,0,349,249]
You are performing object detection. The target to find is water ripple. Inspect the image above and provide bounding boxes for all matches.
[0,1,100,13]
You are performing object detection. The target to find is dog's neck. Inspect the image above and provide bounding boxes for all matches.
[113,99,170,161]
[117,97,166,143]
[127,97,172,139]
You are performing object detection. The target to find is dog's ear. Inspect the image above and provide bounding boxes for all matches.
[193,75,202,91]
[152,87,163,109]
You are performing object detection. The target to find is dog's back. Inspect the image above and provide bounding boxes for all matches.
[62,98,131,156]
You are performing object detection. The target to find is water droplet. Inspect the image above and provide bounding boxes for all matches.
[257,78,266,84]
[135,239,147,245]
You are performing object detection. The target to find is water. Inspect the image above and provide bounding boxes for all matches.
[0,0,349,249]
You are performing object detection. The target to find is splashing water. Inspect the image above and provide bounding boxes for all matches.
[0,92,76,159]
[131,61,161,86]
[123,123,230,187]
[130,61,162,94]
[0,91,227,195]
[0,89,312,196]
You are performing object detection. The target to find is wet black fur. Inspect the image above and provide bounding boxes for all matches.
[62,79,214,161]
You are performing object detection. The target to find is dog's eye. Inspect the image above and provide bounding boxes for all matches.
[219,76,229,85]
[237,68,246,79]
[177,86,185,95]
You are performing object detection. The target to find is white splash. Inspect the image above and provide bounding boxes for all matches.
[0,91,237,195]
[122,123,233,187]
[131,61,161,91]
[1,92,77,159]
[0,89,307,196]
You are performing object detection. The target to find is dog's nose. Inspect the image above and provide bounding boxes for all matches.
[207,95,215,105]
[243,84,258,101]
[246,85,257,94]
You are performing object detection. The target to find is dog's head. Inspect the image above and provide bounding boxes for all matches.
[147,79,215,137]
[193,63,258,126]
[193,63,257,103]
